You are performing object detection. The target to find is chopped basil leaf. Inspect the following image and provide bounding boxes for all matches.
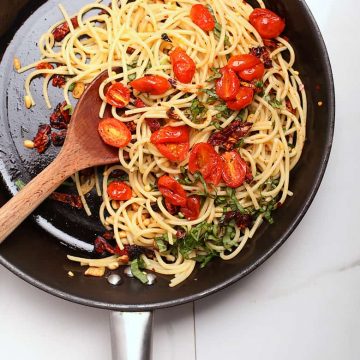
[189,98,206,122]
[68,83,75,92]
[63,104,73,115]
[207,67,222,82]
[196,252,216,268]
[210,121,222,130]
[264,95,283,109]
[130,258,148,284]
[155,237,168,253]
[202,88,218,103]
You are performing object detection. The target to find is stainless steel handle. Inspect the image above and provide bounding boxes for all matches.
[110,311,153,360]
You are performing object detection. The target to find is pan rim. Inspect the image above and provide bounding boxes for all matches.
[0,0,335,311]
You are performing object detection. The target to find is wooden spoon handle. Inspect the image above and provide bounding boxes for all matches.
[0,154,74,244]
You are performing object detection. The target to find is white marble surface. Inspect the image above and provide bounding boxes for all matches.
[1,0,358,359]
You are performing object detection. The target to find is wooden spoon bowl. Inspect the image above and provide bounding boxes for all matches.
[0,70,118,243]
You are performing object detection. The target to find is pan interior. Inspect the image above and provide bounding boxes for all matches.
[0,0,334,310]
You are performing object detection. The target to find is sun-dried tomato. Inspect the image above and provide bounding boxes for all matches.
[286,99,296,115]
[208,120,252,151]
[50,192,83,209]
[94,236,117,255]
[125,121,137,134]
[166,107,180,121]
[263,38,279,50]
[126,47,135,54]
[249,46,272,69]
[33,124,51,153]
[51,130,67,146]
[165,198,179,215]
[134,98,146,108]
[52,17,79,42]
[221,211,253,230]
[146,118,162,132]
[50,102,71,129]
[52,75,66,88]
[102,231,114,241]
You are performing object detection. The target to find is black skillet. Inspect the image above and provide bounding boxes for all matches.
[0,0,335,358]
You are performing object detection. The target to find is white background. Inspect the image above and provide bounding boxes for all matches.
[1,0,359,359]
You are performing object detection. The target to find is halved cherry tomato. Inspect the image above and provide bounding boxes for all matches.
[239,62,264,81]
[129,75,171,95]
[158,175,187,207]
[169,47,196,84]
[249,8,285,39]
[215,67,240,101]
[180,196,201,221]
[227,54,260,72]
[156,142,189,162]
[226,87,254,111]
[134,98,146,108]
[221,151,247,188]
[107,181,132,201]
[98,118,132,148]
[150,126,189,144]
[189,142,220,180]
[205,161,222,186]
[190,4,215,32]
[105,82,130,108]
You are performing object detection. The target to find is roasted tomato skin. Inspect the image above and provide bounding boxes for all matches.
[129,75,171,95]
[98,118,132,148]
[227,54,260,72]
[215,67,240,101]
[107,181,132,201]
[249,8,285,39]
[170,47,196,84]
[52,17,79,42]
[189,142,220,180]
[106,82,131,108]
[180,196,201,220]
[36,62,54,70]
[226,87,254,111]
[221,151,247,188]
[190,4,215,31]
[158,176,187,207]
[205,160,222,186]
[239,62,265,81]
[156,142,189,162]
[150,126,189,144]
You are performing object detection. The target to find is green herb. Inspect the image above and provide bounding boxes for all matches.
[15,179,25,190]
[207,67,222,82]
[155,236,168,253]
[207,5,230,47]
[195,252,216,268]
[130,258,148,284]
[68,83,75,92]
[210,121,222,130]
[193,171,209,195]
[257,197,277,224]
[226,187,246,213]
[128,73,136,81]
[215,103,234,119]
[265,177,279,190]
[265,95,283,109]
[222,223,237,249]
[201,88,218,103]
[234,138,245,148]
[189,98,206,122]
[254,80,264,88]
[63,104,73,115]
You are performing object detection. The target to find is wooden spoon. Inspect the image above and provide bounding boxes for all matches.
[0,71,119,244]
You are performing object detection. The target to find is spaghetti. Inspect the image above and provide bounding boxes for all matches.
[17,0,306,287]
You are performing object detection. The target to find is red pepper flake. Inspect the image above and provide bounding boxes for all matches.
[249,46,272,69]
[208,120,252,151]
[33,124,51,153]
[36,62,54,70]
[52,17,79,42]
[52,75,66,88]
[50,101,71,129]
[125,121,137,134]
[51,129,67,146]
[126,47,135,55]
[50,192,83,209]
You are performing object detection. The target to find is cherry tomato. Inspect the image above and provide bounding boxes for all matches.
[151,126,189,144]
[129,75,171,95]
[249,8,285,39]
[158,175,187,207]
[134,98,146,108]
[105,82,130,108]
[226,87,254,111]
[227,54,260,72]
[107,181,132,201]
[98,118,132,148]
[221,151,247,188]
[239,62,264,81]
[215,67,240,101]
[190,4,215,32]
[156,142,189,162]
[205,161,222,186]
[169,47,196,84]
[180,196,201,221]
[189,142,220,180]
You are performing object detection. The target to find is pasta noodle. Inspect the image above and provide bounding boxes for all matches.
[17,0,306,286]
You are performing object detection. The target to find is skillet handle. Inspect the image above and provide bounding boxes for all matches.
[110,311,153,360]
